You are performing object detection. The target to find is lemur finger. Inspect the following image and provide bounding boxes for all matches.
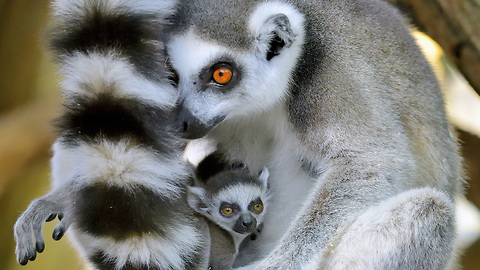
[14,217,36,265]
[33,231,45,254]
[18,254,29,266]
[28,251,37,262]
[46,214,57,222]
[17,241,36,266]
[52,217,70,241]
[16,237,37,265]
[35,241,45,253]
[52,226,65,241]
[32,214,47,253]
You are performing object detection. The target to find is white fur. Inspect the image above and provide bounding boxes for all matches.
[216,184,267,211]
[68,222,203,270]
[184,137,218,166]
[168,2,305,124]
[51,139,188,199]
[168,29,231,81]
[59,52,177,108]
[168,30,245,123]
[258,167,269,189]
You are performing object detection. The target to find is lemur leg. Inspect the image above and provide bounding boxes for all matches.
[254,157,457,270]
[306,187,457,270]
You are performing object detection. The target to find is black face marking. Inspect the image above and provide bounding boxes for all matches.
[219,202,240,217]
[197,59,242,93]
[248,198,264,214]
[56,93,181,153]
[50,8,167,80]
[233,214,257,234]
[73,183,181,240]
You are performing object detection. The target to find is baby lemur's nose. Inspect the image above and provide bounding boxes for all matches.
[243,220,253,227]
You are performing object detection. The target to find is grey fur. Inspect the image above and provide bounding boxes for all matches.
[167,0,463,269]
[188,167,270,270]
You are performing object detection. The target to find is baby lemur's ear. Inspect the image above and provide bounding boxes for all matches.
[186,186,211,215]
[258,167,270,190]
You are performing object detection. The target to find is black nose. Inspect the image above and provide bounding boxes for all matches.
[175,102,210,139]
[241,215,257,232]
[233,214,257,234]
[242,220,253,227]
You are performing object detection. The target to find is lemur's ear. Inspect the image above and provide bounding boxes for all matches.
[258,167,270,190]
[250,1,304,61]
[254,13,295,61]
[187,186,210,214]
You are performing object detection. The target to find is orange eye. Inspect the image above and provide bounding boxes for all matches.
[212,67,232,85]
[253,203,263,212]
[221,206,234,215]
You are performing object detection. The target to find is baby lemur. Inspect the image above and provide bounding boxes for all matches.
[188,152,270,269]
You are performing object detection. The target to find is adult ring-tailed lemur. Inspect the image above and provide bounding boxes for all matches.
[14,0,463,269]
[168,0,463,269]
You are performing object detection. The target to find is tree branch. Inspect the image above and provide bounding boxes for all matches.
[386,0,480,95]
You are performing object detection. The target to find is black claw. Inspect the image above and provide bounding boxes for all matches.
[19,256,28,266]
[52,227,65,241]
[58,214,64,221]
[28,252,36,262]
[36,241,45,253]
[46,214,56,222]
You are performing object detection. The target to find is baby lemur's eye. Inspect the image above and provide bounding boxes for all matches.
[212,67,232,85]
[221,206,234,216]
[250,199,264,213]
[253,202,263,212]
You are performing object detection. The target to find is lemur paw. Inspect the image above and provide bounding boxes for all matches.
[14,197,65,265]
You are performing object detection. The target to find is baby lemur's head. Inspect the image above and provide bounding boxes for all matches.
[187,152,269,236]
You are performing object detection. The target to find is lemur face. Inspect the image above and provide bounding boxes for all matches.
[211,185,266,235]
[187,167,270,236]
[167,2,305,139]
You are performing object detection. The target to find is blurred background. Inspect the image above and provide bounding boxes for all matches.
[0,0,479,269]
